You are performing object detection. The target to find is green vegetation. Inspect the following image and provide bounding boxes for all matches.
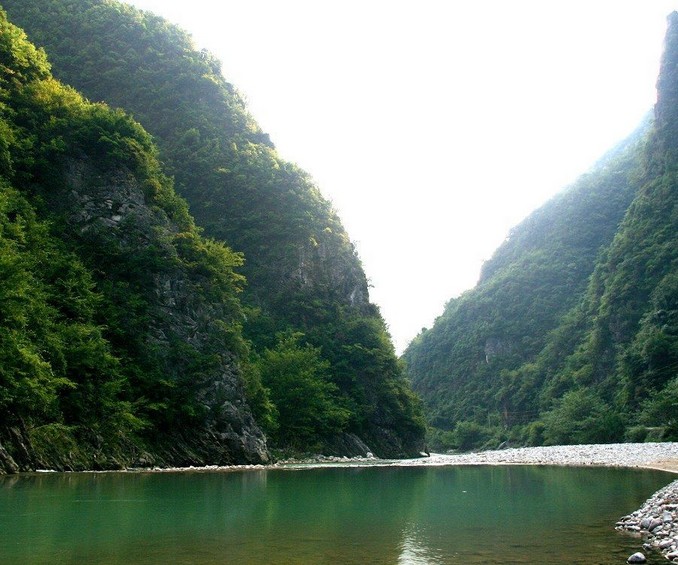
[11,0,678,463]
[0,184,127,436]
[404,11,678,451]
[403,125,648,449]
[253,333,350,450]
[0,8,272,468]
[0,0,425,468]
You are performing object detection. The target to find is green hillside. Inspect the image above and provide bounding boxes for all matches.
[0,9,269,471]
[404,13,678,451]
[0,0,425,464]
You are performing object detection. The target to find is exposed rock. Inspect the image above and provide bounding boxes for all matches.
[642,517,653,529]
[361,408,426,459]
[617,477,678,562]
[0,154,270,473]
[294,233,369,311]
[64,158,269,466]
[0,0,425,471]
[627,552,647,564]
[322,433,374,458]
[659,539,674,549]
[0,443,19,474]
[484,337,515,363]
[655,12,678,155]
[650,518,665,532]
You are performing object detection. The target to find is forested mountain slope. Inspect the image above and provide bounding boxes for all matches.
[1,0,425,459]
[0,9,267,472]
[404,13,678,450]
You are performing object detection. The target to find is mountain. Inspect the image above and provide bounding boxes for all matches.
[0,9,267,471]
[403,13,678,450]
[1,0,424,461]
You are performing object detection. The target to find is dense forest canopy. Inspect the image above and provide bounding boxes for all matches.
[0,1,425,471]
[0,8,271,470]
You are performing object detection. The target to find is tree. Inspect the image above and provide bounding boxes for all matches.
[542,389,624,445]
[256,333,350,450]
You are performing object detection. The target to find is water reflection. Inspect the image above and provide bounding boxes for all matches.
[0,466,671,564]
[399,525,444,564]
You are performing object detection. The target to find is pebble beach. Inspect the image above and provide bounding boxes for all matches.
[413,442,678,473]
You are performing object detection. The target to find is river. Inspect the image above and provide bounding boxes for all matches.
[0,465,671,564]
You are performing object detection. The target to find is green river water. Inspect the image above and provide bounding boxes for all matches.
[0,464,671,564]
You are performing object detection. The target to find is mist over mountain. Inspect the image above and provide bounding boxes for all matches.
[403,12,678,450]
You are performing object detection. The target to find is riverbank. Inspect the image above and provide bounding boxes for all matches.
[411,442,678,473]
[131,442,678,473]
[616,478,678,562]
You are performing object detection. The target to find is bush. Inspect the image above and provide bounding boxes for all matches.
[624,426,649,443]
[638,376,678,438]
[425,427,457,452]
[453,421,492,451]
[255,333,350,449]
[542,389,624,445]
[525,421,546,446]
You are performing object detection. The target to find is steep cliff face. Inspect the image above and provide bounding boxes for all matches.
[403,128,645,429]
[0,10,268,471]
[557,10,678,424]
[0,0,367,323]
[61,157,268,465]
[294,234,369,310]
[655,12,678,157]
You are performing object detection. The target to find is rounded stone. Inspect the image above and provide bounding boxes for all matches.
[627,552,647,564]
[659,539,674,549]
[649,518,664,531]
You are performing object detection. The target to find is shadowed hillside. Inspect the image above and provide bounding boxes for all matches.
[0,1,426,470]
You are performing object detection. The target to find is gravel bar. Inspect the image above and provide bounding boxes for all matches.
[411,442,678,472]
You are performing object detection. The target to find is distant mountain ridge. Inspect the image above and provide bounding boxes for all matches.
[403,13,678,450]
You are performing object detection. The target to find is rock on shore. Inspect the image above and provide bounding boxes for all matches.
[617,479,678,562]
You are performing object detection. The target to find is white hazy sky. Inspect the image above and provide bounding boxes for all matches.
[125,0,676,353]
